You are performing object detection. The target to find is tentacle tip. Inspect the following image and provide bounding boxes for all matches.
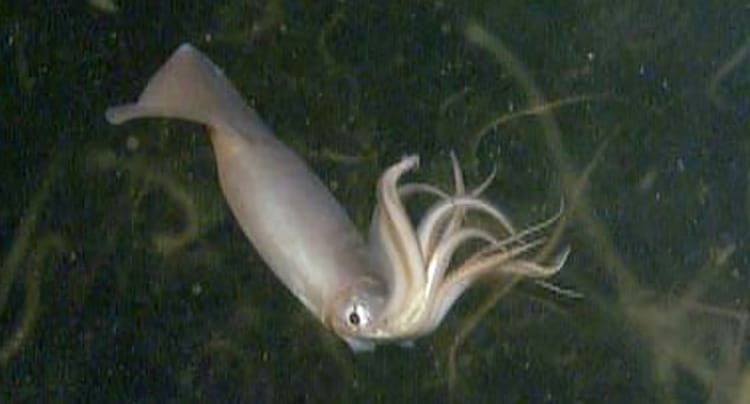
[401,154,420,168]
[554,245,572,268]
[449,150,458,164]
[535,279,584,299]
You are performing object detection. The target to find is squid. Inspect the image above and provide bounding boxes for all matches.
[106,44,568,351]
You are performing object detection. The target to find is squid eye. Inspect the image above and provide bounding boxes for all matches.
[345,303,370,328]
[348,311,360,326]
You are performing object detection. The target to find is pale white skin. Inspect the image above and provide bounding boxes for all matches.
[106,44,568,351]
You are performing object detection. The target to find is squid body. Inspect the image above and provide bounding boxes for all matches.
[106,44,568,351]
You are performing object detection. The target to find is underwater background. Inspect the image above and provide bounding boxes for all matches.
[1,1,749,402]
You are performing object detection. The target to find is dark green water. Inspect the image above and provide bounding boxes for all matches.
[1,1,748,402]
